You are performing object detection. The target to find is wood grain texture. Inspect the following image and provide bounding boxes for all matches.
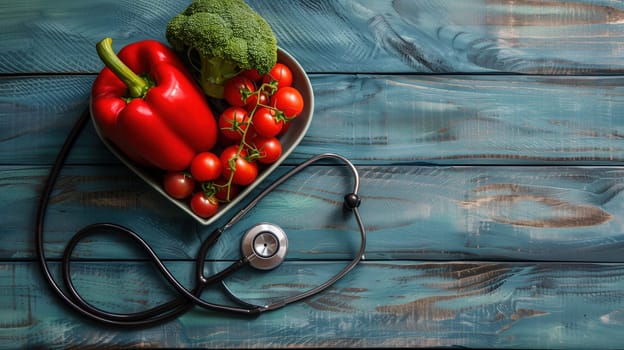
[298,74,624,164]
[7,164,624,262]
[1,0,624,74]
[3,261,624,349]
[3,74,624,165]
[2,0,624,348]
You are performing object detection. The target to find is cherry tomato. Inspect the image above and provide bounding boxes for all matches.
[242,129,258,146]
[278,120,291,136]
[244,90,269,112]
[240,68,262,83]
[213,177,240,202]
[252,107,283,137]
[219,107,250,141]
[220,145,258,186]
[190,192,219,218]
[223,75,256,107]
[262,63,293,88]
[190,152,221,182]
[163,171,195,199]
[249,136,282,164]
[270,86,304,118]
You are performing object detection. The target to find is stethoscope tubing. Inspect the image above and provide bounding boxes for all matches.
[35,110,203,327]
[35,108,366,328]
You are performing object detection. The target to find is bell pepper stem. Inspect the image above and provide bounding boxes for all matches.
[96,37,150,99]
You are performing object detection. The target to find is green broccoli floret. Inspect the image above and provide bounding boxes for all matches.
[166,0,277,98]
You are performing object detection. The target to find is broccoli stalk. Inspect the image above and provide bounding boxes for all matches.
[166,0,278,99]
[198,56,240,98]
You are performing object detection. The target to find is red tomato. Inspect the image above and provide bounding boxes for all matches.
[262,63,293,88]
[219,107,250,141]
[240,68,262,83]
[270,86,304,118]
[220,145,258,186]
[244,90,269,112]
[223,75,256,107]
[163,171,195,199]
[249,136,282,164]
[190,152,221,182]
[278,120,291,136]
[252,107,283,137]
[190,192,219,218]
[213,177,240,202]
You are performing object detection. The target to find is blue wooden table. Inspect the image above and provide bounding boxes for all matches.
[2,0,624,348]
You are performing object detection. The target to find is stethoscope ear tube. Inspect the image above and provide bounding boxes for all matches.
[35,108,366,327]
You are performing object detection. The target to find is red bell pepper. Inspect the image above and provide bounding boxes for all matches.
[91,38,218,171]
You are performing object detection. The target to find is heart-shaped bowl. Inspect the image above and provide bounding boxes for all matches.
[90,47,314,225]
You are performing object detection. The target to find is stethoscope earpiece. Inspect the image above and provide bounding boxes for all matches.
[241,223,288,270]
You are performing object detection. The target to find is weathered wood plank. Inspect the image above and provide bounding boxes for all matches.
[298,74,624,164]
[1,0,623,74]
[4,0,623,348]
[6,164,624,262]
[3,74,624,165]
[4,260,624,348]
[0,75,101,165]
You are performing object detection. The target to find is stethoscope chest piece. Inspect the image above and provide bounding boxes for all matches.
[241,223,288,270]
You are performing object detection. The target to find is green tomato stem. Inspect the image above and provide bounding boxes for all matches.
[222,80,282,201]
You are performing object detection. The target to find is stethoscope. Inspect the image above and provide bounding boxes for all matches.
[35,108,366,328]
